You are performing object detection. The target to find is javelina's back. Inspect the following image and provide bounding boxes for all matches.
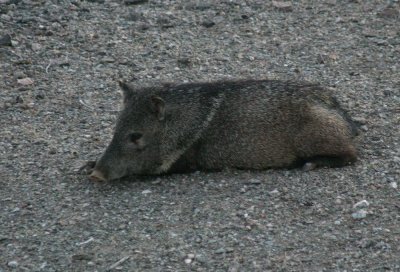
[169,80,357,171]
[89,79,358,181]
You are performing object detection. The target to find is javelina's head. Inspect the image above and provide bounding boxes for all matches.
[90,81,166,181]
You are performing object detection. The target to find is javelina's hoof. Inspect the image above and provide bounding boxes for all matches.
[89,169,107,182]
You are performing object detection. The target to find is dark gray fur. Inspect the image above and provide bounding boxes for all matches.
[89,79,358,181]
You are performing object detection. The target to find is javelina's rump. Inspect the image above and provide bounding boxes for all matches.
[89,79,358,181]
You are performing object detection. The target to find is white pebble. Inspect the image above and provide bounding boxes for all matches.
[353,200,370,209]
[8,261,18,267]
[17,77,34,85]
[184,258,192,264]
[141,189,152,195]
[390,182,397,189]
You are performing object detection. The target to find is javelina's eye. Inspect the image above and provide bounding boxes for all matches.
[129,132,143,143]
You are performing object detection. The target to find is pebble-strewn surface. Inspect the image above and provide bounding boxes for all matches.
[1,0,399,271]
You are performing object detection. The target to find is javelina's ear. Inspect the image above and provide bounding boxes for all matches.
[150,95,165,121]
[118,80,134,102]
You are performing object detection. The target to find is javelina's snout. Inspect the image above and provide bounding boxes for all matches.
[88,146,129,181]
[89,169,107,182]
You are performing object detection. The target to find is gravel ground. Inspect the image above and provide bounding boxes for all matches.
[1,0,399,271]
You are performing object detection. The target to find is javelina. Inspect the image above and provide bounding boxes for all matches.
[89,79,358,181]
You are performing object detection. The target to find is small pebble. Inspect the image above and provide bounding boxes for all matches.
[390,182,397,189]
[249,178,261,184]
[124,0,148,5]
[272,1,293,12]
[269,189,279,194]
[201,20,215,28]
[151,178,161,184]
[39,262,47,269]
[195,236,202,243]
[0,14,11,21]
[7,261,18,268]
[0,34,12,46]
[72,254,92,261]
[17,77,34,86]
[11,207,20,213]
[352,209,367,219]
[101,57,115,63]
[187,253,195,259]
[141,189,151,195]
[184,254,195,264]
[177,58,191,66]
[14,71,26,79]
[353,200,370,209]
[31,42,41,51]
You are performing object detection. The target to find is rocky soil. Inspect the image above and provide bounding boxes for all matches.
[1,0,399,271]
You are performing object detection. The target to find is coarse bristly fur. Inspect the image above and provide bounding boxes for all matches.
[89,79,358,182]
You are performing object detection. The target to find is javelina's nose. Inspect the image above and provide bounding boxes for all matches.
[89,169,107,182]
